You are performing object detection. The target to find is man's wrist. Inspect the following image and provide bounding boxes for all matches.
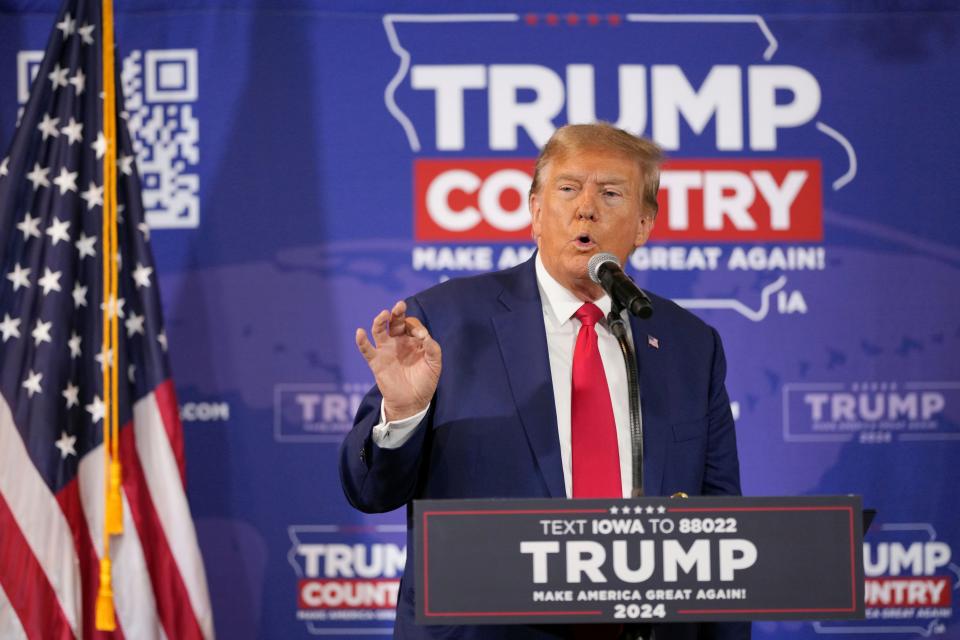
[383,402,429,423]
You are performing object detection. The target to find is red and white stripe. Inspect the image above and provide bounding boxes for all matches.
[0,381,213,640]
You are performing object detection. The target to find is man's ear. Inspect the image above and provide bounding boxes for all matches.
[634,214,655,248]
[529,192,542,242]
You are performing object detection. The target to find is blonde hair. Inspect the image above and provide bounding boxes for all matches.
[529,123,663,217]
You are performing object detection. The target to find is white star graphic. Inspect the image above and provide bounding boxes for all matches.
[72,282,87,308]
[91,132,107,159]
[125,311,145,336]
[75,233,97,259]
[69,69,85,95]
[86,395,105,423]
[32,319,53,345]
[38,113,61,139]
[157,330,168,352]
[62,382,80,408]
[68,332,82,358]
[55,431,77,459]
[100,296,125,319]
[47,65,69,89]
[633,505,644,515]
[118,154,134,176]
[46,217,71,245]
[609,506,619,515]
[55,13,76,38]
[26,163,50,190]
[60,118,83,145]
[80,182,103,210]
[138,222,151,241]
[95,346,114,372]
[52,167,78,195]
[0,314,20,342]
[22,370,43,397]
[38,268,62,295]
[128,364,136,383]
[16,212,42,240]
[7,263,31,291]
[78,23,95,45]
[132,263,153,288]
[656,505,666,514]
[646,505,655,514]
[0,156,8,177]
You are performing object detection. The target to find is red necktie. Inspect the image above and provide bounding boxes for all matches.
[571,302,621,498]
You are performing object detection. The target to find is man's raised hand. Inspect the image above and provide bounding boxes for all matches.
[355,300,442,422]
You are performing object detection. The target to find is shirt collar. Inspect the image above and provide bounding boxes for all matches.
[535,252,612,327]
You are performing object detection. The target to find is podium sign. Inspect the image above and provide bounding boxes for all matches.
[414,496,864,625]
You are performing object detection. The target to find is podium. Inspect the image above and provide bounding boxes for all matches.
[414,495,865,625]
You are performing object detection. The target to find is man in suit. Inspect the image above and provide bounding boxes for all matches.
[340,123,747,639]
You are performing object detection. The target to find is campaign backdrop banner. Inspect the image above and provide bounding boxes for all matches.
[0,1,957,638]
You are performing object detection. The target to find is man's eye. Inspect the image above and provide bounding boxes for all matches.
[603,190,622,198]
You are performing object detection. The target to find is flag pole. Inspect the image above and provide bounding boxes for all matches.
[96,0,122,630]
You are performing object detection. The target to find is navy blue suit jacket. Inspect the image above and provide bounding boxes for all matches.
[340,256,747,640]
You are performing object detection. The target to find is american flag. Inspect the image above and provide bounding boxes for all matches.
[0,0,213,638]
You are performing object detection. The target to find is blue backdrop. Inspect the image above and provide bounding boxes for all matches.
[1,1,958,638]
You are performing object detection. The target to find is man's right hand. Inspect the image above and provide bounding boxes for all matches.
[356,300,442,422]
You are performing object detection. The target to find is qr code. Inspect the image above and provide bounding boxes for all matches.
[122,49,199,229]
[17,48,201,229]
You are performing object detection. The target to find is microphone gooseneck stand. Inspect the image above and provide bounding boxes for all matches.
[608,299,651,640]
[606,298,643,498]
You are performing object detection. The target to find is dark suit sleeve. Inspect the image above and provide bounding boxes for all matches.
[701,327,742,497]
[338,297,433,513]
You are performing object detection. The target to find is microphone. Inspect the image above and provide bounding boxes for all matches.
[587,253,653,319]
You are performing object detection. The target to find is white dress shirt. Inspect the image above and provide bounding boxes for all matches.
[371,253,637,498]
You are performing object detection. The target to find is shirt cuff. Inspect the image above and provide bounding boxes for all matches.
[371,402,430,449]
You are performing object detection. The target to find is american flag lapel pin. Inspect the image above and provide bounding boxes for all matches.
[648,335,660,349]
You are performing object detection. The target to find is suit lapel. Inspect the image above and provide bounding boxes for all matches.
[630,315,667,496]
[491,259,566,498]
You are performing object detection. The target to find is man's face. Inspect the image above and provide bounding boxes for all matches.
[529,148,654,299]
